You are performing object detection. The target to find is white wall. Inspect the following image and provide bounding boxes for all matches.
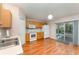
[19,10,26,45]
[48,15,79,43]
[54,15,79,23]
[78,21,79,45]
[3,4,20,36]
[3,4,26,45]
[48,22,56,39]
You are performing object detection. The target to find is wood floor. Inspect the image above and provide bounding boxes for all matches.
[23,38,79,55]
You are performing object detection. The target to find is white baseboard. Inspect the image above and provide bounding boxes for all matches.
[49,37,57,40]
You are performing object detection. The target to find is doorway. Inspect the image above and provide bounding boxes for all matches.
[56,21,74,44]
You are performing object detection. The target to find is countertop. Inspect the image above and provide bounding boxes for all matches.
[0,36,23,55]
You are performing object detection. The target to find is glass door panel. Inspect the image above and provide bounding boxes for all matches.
[56,23,65,42]
[65,22,73,44]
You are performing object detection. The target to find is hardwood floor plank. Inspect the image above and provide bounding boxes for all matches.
[23,38,79,55]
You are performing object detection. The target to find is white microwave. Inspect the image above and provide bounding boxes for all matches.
[29,24,36,28]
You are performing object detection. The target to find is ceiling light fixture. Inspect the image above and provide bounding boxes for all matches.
[48,14,53,20]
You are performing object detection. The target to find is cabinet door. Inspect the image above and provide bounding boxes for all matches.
[36,22,43,28]
[26,33,30,42]
[39,23,43,28]
[1,9,12,28]
[26,21,36,28]
[0,4,2,27]
[37,32,44,40]
[26,21,44,28]
[26,21,29,28]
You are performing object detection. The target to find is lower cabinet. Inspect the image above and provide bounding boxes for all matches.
[37,32,44,40]
[26,33,30,42]
[26,32,44,42]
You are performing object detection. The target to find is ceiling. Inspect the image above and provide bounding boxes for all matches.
[12,3,79,21]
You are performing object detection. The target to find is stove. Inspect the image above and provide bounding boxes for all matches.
[30,33,37,41]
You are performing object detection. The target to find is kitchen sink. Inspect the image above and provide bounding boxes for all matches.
[0,37,19,49]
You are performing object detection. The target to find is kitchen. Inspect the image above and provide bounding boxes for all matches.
[1,0,79,59]
[1,3,79,55]
[26,19,49,42]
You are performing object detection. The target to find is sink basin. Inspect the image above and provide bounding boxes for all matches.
[0,37,19,49]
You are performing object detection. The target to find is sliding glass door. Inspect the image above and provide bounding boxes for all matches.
[65,22,73,44]
[56,22,73,44]
[56,21,78,45]
[56,23,65,42]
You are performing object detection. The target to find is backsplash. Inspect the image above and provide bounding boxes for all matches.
[0,29,11,38]
[26,28,42,33]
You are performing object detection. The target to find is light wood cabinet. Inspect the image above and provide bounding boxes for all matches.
[26,21,44,28]
[0,4,12,28]
[26,21,36,28]
[0,4,3,26]
[1,9,12,28]
[37,32,44,40]
[26,33,30,42]
[36,22,43,28]
[26,32,44,42]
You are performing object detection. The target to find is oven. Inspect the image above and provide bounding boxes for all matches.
[30,33,37,41]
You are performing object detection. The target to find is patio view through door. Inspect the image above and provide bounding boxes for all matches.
[56,23,65,42]
[56,21,73,44]
[65,22,73,44]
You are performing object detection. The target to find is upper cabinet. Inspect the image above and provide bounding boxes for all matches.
[1,9,12,28]
[0,4,12,28]
[36,22,43,28]
[26,20,45,29]
[0,4,2,26]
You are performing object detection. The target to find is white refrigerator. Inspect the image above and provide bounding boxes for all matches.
[42,25,49,38]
